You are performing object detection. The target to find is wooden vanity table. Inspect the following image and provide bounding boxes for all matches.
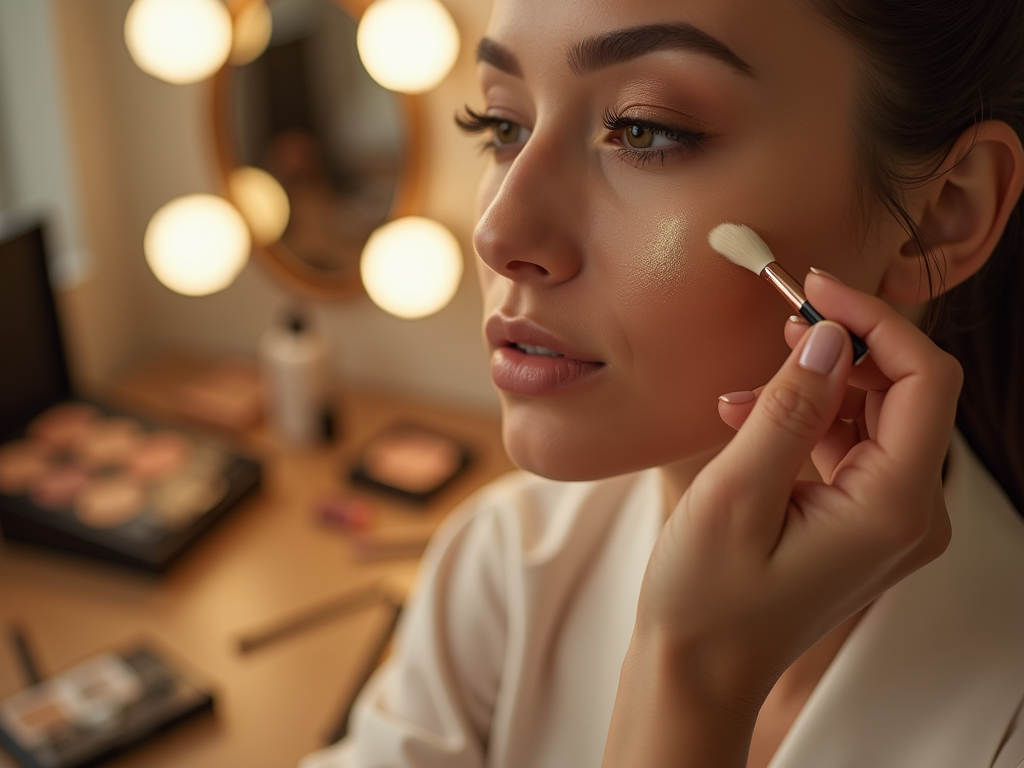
[0,355,512,768]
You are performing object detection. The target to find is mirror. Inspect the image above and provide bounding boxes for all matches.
[212,0,424,298]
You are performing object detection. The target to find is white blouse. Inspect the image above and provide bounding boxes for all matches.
[300,432,1024,768]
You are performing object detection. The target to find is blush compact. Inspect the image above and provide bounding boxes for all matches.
[348,423,471,504]
[0,216,261,573]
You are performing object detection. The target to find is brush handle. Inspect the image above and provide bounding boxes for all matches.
[799,303,870,366]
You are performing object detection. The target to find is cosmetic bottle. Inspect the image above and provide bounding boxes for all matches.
[259,311,335,445]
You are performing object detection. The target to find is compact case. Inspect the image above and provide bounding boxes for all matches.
[348,423,472,504]
[0,216,261,573]
[0,643,214,768]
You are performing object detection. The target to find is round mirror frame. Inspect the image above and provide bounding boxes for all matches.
[211,0,427,300]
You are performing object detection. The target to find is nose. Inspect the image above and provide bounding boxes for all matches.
[473,140,584,286]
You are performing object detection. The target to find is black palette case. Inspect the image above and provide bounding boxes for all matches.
[0,216,261,572]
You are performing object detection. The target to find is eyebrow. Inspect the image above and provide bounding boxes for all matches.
[477,38,523,77]
[569,23,754,77]
[475,23,753,80]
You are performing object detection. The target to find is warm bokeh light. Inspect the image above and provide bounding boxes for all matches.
[360,217,463,319]
[228,166,290,246]
[145,194,251,296]
[230,1,273,66]
[356,0,460,94]
[124,0,233,84]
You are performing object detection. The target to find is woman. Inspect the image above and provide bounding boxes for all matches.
[302,0,1024,765]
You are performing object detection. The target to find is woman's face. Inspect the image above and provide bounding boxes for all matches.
[472,0,895,480]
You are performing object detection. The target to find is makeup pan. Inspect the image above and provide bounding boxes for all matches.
[73,417,140,469]
[75,476,147,529]
[0,442,50,496]
[30,465,90,511]
[27,403,98,451]
[128,432,190,481]
[349,424,471,504]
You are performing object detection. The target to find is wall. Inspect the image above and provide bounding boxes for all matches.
[17,0,497,411]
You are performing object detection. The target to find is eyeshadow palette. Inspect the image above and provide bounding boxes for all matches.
[0,216,261,572]
[0,644,214,768]
[0,401,261,573]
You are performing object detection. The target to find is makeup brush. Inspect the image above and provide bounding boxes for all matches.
[708,223,869,366]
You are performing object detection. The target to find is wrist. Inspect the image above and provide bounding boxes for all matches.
[602,630,764,768]
[626,626,769,726]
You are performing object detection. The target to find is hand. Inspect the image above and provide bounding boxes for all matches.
[641,271,959,715]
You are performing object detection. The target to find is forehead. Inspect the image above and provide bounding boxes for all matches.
[484,0,854,98]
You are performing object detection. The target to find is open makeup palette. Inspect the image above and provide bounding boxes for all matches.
[0,217,261,573]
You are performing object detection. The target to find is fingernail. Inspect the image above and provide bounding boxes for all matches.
[799,322,845,374]
[788,315,805,324]
[719,390,756,404]
[809,267,843,283]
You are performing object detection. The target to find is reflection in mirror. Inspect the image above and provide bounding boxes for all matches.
[216,0,421,297]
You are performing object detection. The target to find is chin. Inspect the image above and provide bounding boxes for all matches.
[499,396,732,482]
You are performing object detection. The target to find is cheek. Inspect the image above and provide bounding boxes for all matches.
[597,205,791,395]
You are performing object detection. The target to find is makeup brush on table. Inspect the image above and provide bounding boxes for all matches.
[708,223,870,365]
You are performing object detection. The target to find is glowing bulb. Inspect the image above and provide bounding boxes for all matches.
[145,194,251,296]
[125,0,233,84]
[230,1,273,65]
[356,0,460,94]
[228,166,290,246]
[361,217,462,319]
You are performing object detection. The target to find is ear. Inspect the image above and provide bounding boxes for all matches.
[880,120,1024,303]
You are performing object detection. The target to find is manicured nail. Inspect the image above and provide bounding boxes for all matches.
[799,322,845,374]
[809,267,843,282]
[719,391,756,405]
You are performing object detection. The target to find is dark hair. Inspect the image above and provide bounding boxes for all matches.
[811,0,1024,514]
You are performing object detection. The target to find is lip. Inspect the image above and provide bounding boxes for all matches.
[485,315,606,397]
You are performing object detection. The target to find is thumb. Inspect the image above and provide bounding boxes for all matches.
[713,321,853,514]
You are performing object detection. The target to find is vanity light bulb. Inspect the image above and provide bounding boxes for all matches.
[124,0,233,84]
[228,166,290,246]
[356,0,460,94]
[360,217,463,319]
[230,1,273,66]
[144,194,251,296]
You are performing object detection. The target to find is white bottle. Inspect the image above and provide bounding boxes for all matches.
[259,312,332,445]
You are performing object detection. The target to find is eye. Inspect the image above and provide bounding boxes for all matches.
[495,120,529,146]
[602,110,708,166]
[622,124,678,150]
[455,107,532,154]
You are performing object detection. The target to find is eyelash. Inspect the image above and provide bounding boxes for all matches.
[455,107,528,155]
[601,110,707,167]
[454,105,708,166]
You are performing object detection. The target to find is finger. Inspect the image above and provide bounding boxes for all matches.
[838,385,866,421]
[784,315,809,349]
[718,390,758,431]
[803,272,962,480]
[721,381,861,430]
[810,417,861,481]
[712,320,853,519]
[786,312,893,393]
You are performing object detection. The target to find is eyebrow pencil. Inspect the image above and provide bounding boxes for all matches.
[236,581,385,654]
[9,624,43,685]
[708,223,870,365]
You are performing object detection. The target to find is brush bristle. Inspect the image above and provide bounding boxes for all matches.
[708,223,776,275]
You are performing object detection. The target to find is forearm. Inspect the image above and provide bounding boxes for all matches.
[602,631,759,768]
